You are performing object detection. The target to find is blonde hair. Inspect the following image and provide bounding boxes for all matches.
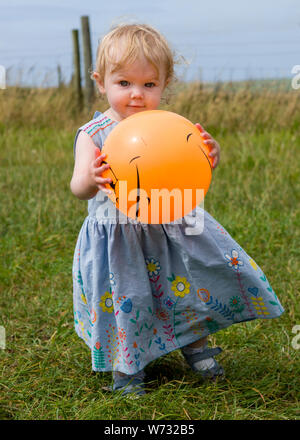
[93,23,174,85]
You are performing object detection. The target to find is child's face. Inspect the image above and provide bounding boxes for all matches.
[96,56,167,121]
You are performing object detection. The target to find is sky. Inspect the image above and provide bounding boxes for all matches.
[0,0,299,86]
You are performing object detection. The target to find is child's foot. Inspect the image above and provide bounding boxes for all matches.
[112,370,146,397]
[181,343,224,380]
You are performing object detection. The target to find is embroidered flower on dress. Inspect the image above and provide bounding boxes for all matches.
[171,276,190,297]
[197,288,210,303]
[109,272,116,286]
[118,327,126,343]
[229,296,245,313]
[164,296,175,309]
[205,317,219,332]
[99,291,114,313]
[224,249,244,271]
[145,257,161,277]
[155,309,170,321]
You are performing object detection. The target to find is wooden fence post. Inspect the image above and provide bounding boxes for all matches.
[57,64,63,88]
[71,29,83,110]
[81,15,94,108]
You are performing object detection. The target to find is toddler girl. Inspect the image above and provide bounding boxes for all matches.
[70,23,284,396]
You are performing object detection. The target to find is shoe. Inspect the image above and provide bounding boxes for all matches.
[181,344,224,380]
[113,372,146,397]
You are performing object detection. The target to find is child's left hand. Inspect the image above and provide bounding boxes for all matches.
[195,123,220,169]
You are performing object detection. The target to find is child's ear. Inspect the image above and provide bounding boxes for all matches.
[93,72,106,94]
[164,76,171,89]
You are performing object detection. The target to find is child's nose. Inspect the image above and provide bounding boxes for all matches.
[130,86,143,99]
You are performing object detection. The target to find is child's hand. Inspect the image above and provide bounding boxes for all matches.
[195,123,220,169]
[90,148,113,194]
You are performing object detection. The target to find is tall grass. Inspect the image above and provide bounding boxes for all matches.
[1,80,299,132]
[0,80,299,420]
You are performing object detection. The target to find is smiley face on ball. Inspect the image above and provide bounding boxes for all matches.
[101,110,212,223]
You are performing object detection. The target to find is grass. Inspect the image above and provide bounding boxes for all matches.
[0,81,299,420]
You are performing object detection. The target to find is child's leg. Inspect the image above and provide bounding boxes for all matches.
[181,337,224,379]
[186,336,207,348]
[113,370,146,396]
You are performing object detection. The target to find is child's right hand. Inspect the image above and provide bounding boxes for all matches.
[90,148,113,194]
[71,132,113,200]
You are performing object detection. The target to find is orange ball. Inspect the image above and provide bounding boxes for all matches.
[101,110,213,224]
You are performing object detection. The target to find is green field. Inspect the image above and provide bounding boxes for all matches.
[0,81,299,420]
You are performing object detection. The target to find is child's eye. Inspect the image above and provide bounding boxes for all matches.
[119,80,129,87]
[145,82,155,88]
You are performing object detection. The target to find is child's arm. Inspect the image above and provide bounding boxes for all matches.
[70,131,112,200]
[196,123,221,169]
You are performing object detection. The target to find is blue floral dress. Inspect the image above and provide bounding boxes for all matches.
[72,112,284,374]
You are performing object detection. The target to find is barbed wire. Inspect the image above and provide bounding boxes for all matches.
[3,64,294,89]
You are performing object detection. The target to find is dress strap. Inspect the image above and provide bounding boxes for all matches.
[73,112,117,158]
